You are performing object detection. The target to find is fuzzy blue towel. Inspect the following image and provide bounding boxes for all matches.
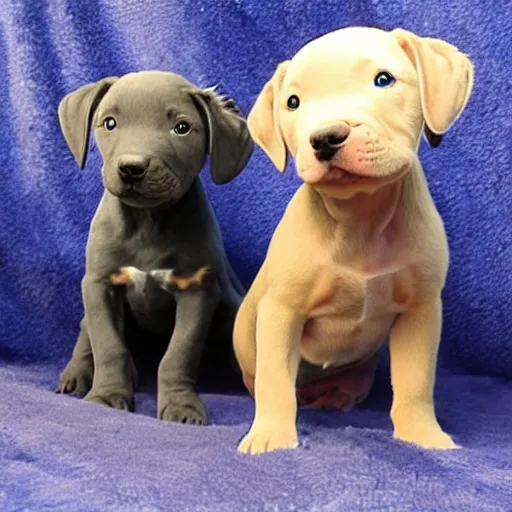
[0,0,511,510]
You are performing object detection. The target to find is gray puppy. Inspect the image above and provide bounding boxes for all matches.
[56,71,253,424]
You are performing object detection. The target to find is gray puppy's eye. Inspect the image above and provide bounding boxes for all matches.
[103,117,117,131]
[174,121,191,135]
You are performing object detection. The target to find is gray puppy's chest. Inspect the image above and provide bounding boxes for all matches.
[113,234,179,335]
[121,230,177,270]
[125,281,176,337]
[88,224,179,278]
[87,193,216,336]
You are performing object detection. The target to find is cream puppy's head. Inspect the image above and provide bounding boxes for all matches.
[248,27,473,199]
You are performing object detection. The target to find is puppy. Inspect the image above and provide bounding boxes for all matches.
[234,27,473,453]
[56,71,253,424]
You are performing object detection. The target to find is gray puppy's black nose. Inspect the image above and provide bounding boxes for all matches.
[310,125,351,162]
[118,155,150,180]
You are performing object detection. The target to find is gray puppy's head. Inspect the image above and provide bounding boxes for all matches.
[58,71,253,208]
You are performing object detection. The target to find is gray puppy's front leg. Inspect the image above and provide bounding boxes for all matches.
[57,317,94,396]
[82,275,137,411]
[157,286,219,425]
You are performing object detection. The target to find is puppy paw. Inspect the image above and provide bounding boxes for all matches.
[392,402,459,450]
[56,360,93,396]
[158,391,208,425]
[238,425,299,455]
[84,391,134,412]
[394,426,459,450]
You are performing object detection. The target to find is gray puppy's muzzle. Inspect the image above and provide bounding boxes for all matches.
[117,154,150,182]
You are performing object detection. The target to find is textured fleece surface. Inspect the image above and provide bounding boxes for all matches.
[0,0,510,510]
[2,367,512,511]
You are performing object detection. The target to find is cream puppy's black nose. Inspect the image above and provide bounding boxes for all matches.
[310,124,350,161]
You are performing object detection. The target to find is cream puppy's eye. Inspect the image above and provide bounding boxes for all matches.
[287,95,300,110]
[374,71,396,88]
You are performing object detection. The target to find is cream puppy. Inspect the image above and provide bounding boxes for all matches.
[234,27,473,454]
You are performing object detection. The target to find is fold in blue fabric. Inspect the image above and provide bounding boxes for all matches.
[0,1,510,510]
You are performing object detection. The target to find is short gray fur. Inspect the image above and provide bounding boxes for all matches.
[56,71,253,424]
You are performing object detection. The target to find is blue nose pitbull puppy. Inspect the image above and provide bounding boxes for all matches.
[56,71,253,424]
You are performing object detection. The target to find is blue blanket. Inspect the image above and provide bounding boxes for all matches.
[0,0,511,510]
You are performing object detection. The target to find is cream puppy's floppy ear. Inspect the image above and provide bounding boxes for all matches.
[393,29,474,142]
[247,61,290,172]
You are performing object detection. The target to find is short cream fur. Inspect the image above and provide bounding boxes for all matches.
[234,26,473,454]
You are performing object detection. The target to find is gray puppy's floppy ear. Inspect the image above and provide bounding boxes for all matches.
[58,77,118,168]
[189,89,254,185]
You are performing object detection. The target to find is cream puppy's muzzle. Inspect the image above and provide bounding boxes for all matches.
[249,27,473,199]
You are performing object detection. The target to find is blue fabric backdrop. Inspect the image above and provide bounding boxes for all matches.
[0,1,511,510]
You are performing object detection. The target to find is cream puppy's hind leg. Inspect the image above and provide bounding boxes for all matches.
[389,297,458,450]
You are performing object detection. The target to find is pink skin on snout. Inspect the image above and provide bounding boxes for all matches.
[295,122,413,194]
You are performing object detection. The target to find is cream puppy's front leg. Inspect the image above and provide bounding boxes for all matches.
[238,295,304,454]
[389,297,458,449]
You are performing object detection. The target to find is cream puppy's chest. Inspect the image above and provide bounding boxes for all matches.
[300,262,414,367]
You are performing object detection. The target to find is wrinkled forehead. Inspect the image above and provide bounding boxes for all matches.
[284,28,416,92]
[98,73,197,120]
